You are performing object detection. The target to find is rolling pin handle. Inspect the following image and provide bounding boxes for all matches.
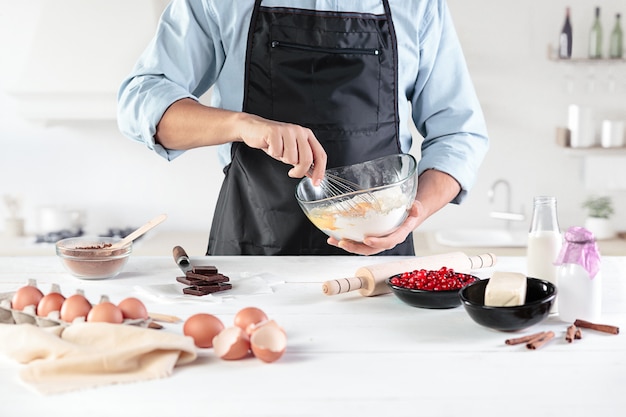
[322,277,364,296]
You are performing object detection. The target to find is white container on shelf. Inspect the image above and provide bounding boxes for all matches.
[568,105,597,148]
[601,120,625,148]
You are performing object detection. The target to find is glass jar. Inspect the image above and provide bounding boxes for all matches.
[555,226,602,323]
[526,196,562,313]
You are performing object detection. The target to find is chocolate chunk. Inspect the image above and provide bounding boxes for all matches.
[177,273,229,286]
[183,283,233,296]
[191,265,219,275]
[185,271,229,281]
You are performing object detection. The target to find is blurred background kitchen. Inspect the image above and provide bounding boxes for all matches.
[1,0,625,256]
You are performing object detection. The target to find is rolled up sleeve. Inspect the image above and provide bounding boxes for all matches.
[116,0,222,161]
[411,0,489,204]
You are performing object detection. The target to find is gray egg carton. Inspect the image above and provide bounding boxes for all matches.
[0,280,150,328]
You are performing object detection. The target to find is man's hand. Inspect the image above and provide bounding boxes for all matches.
[327,200,423,255]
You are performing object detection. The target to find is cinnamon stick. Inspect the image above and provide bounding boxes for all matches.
[574,319,619,335]
[526,331,555,350]
[575,327,582,340]
[505,331,546,346]
[565,325,577,343]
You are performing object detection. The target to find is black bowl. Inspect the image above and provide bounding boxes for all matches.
[386,274,478,309]
[459,277,556,332]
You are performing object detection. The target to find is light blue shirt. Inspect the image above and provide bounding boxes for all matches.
[117,0,488,203]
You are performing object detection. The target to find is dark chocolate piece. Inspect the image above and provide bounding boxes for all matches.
[177,273,229,286]
[182,283,233,296]
[191,265,219,275]
[185,271,228,281]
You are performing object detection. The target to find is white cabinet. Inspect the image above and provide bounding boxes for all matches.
[0,0,168,121]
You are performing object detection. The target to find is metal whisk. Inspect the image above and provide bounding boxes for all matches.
[309,168,380,215]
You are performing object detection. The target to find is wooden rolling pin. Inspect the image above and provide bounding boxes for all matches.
[322,251,496,297]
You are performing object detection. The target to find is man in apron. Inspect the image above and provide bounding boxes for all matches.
[118,0,489,256]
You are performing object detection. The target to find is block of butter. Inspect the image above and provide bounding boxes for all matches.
[484,271,527,307]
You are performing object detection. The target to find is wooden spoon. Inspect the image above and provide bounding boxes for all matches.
[109,213,167,249]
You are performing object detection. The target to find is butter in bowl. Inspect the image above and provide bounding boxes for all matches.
[459,272,557,332]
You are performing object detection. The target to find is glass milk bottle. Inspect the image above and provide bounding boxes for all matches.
[555,226,602,323]
[527,196,562,313]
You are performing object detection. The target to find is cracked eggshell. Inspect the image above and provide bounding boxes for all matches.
[234,307,268,335]
[250,320,287,363]
[212,326,251,360]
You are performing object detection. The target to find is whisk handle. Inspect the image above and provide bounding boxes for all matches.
[322,277,364,296]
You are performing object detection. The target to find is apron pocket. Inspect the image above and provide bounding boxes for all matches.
[269,39,381,133]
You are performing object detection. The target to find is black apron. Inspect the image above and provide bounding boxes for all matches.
[207,0,414,256]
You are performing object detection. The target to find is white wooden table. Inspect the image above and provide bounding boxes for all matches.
[1,255,625,417]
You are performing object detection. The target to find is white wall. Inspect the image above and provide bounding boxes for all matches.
[1,0,625,239]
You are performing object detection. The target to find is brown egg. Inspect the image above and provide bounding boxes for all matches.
[87,301,124,323]
[117,297,148,320]
[212,326,251,360]
[11,284,44,311]
[250,320,287,363]
[183,313,224,348]
[234,306,268,335]
[60,293,92,323]
[36,292,66,317]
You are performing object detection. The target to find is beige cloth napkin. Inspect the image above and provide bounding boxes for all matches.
[0,322,197,395]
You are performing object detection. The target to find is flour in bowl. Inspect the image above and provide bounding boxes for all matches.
[305,187,411,242]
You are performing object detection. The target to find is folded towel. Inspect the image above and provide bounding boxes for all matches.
[0,322,197,394]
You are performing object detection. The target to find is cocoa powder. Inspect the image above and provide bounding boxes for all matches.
[59,244,129,279]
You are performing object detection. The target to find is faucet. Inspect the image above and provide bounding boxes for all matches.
[487,179,525,229]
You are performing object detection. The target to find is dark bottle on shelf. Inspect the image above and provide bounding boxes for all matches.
[609,13,623,59]
[588,6,603,59]
[559,7,573,58]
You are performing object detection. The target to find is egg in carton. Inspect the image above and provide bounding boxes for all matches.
[0,279,152,328]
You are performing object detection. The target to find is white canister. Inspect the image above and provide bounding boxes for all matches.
[4,218,25,237]
[600,120,625,148]
[568,105,596,148]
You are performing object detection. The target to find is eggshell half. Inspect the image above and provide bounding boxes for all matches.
[250,320,287,363]
[212,326,251,360]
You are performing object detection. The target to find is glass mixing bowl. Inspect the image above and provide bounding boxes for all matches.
[296,153,417,242]
[56,236,132,279]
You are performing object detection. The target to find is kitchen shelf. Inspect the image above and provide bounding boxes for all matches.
[550,57,626,64]
[546,45,625,64]
[560,146,626,156]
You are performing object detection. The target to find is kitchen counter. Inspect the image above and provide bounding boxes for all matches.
[1,255,625,417]
[3,230,625,257]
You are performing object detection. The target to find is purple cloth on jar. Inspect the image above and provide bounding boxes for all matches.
[554,226,601,279]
